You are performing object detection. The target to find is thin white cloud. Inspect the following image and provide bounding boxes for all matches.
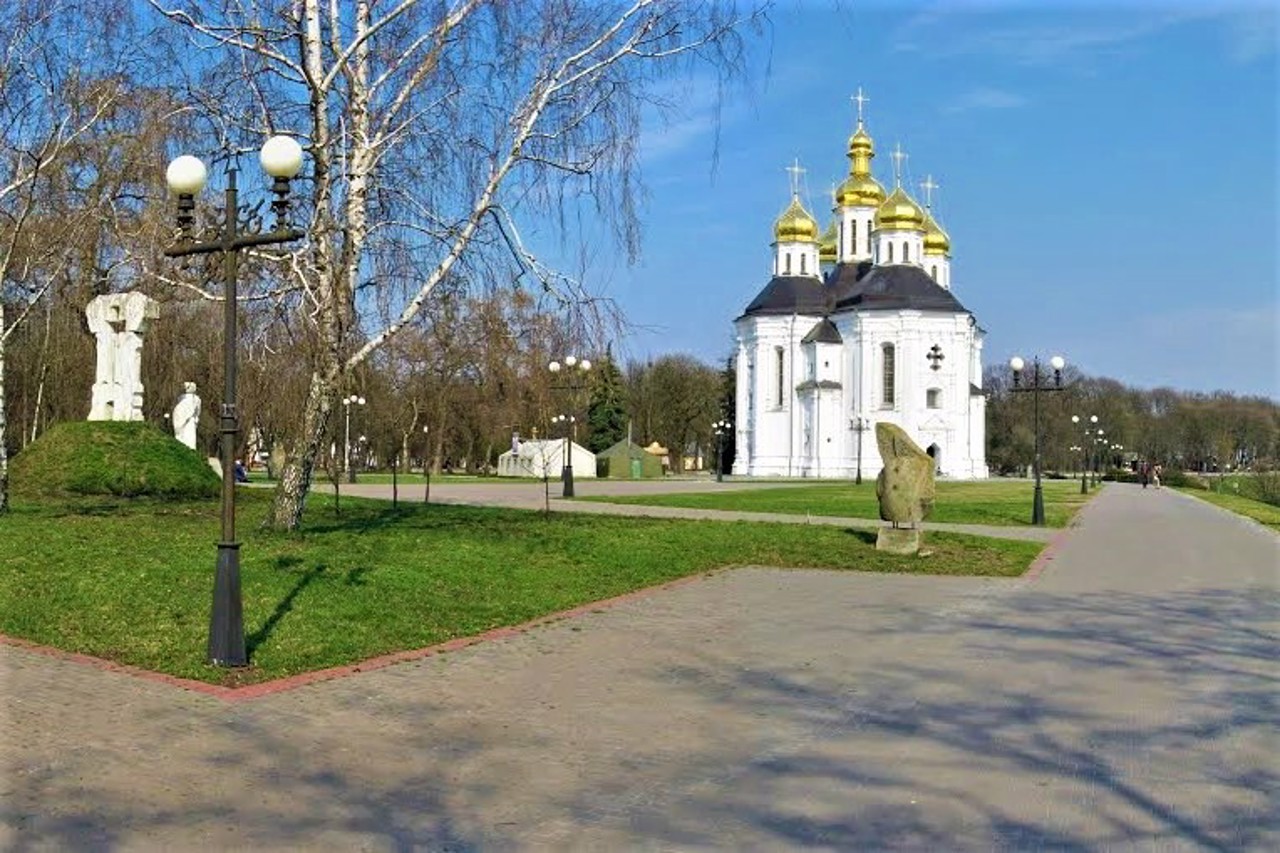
[944,86,1028,114]
[1222,6,1278,64]
[894,4,1233,67]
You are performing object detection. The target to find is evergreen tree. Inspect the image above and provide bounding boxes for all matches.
[719,354,737,474]
[586,354,627,452]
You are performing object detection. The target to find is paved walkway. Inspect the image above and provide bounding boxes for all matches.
[2,485,1277,850]
[332,479,1058,542]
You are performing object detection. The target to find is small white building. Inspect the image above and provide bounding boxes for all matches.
[733,99,987,480]
[497,440,597,479]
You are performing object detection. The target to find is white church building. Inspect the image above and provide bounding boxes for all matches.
[732,98,988,480]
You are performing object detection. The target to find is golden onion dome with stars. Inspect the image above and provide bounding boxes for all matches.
[819,220,837,263]
[923,211,951,255]
[874,187,927,232]
[774,195,819,243]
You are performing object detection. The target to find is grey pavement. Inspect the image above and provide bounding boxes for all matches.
[2,484,1277,851]
[331,478,1058,542]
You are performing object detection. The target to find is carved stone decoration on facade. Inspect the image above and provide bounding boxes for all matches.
[874,421,935,553]
[85,292,160,422]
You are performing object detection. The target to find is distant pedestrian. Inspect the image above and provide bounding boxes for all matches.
[1140,463,1149,489]
[1152,464,1162,489]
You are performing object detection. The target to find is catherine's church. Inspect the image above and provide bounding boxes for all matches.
[732,92,988,479]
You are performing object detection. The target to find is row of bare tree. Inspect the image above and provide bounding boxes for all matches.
[985,366,1279,476]
[0,0,766,515]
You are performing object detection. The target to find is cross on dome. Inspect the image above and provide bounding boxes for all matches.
[920,174,940,208]
[852,87,870,125]
[785,158,806,196]
[890,143,908,187]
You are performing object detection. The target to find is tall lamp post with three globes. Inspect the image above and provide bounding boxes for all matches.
[164,135,305,667]
[548,355,591,497]
[712,418,731,483]
[1071,414,1099,494]
[1009,354,1066,526]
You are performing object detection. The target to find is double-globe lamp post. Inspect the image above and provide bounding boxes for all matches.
[1009,354,1066,526]
[1071,414,1099,494]
[343,395,366,483]
[548,355,591,497]
[164,135,305,667]
[712,419,731,483]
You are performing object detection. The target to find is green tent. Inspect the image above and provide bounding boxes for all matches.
[596,439,663,479]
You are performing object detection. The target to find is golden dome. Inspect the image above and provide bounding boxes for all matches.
[836,121,884,209]
[923,211,951,255]
[819,220,837,262]
[847,124,874,158]
[836,172,886,208]
[874,187,926,232]
[774,194,819,243]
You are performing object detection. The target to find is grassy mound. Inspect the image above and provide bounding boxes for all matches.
[10,421,219,500]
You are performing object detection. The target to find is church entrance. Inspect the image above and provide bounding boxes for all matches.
[926,443,941,474]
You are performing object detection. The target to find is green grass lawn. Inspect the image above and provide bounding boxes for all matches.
[1179,489,1280,530]
[1,491,1042,685]
[587,479,1092,527]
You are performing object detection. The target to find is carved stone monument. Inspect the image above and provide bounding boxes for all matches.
[171,382,201,450]
[85,292,160,422]
[874,422,936,554]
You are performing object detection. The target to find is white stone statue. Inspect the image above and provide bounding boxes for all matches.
[172,382,201,450]
[85,292,160,422]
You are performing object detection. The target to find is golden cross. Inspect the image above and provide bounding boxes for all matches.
[920,174,940,208]
[785,158,806,196]
[852,87,870,124]
[891,143,908,187]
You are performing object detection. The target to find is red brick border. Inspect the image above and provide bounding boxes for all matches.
[0,570,722,703]
[1019,484,1104,582]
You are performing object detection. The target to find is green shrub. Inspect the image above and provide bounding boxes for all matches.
[9,421,219,500]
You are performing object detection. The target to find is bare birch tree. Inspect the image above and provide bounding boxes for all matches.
[0,0,137,511]
[151,0,765,529]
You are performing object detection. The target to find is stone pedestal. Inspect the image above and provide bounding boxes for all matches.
[85,292,160,422]
[876,527,923,555]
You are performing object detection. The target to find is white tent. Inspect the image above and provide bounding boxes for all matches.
[497,439,597,479]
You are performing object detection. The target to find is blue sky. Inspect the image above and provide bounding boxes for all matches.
[581,0,1277,397]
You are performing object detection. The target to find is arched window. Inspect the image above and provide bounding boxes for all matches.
[902,240,909,262]
[931,264,938,280]
[882,344,896,407]
[800,254,807,274]
[850,220,857,257]
[775,346,785,408]
[887,242,894,263]
[784,253,791,274]
[838,220,844,258]
[865,221,872,255]
[927,388,941,409]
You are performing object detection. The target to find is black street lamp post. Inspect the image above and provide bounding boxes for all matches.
[1071,414,1098,494]
[422,425,431,504]
[164,136,305,667]
[851,415,871,486]
[1009,354,1066,526]
[548,355,591,497]
[343,395,366,482]
[712,419,731,482]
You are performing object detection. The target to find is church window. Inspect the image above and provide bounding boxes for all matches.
[865,222,872,255]
[902,240,909,262]
[784,253,791,274]
[775,346,785,408]
[882,344,896,407]
[927,388,941,409]
[931,264,938,280]
[850,220,857,256]
[800,254,807,274]
[887,242,894,263]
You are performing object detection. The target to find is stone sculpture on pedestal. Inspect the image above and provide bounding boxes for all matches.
[85,292,160,422]
[172,382,201,450]
[874,422,936,554]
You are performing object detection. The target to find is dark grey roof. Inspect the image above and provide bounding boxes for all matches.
[801,318,842,344]
[738,275,829,319]
[970,383,984,396]
[829,263,970,314]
